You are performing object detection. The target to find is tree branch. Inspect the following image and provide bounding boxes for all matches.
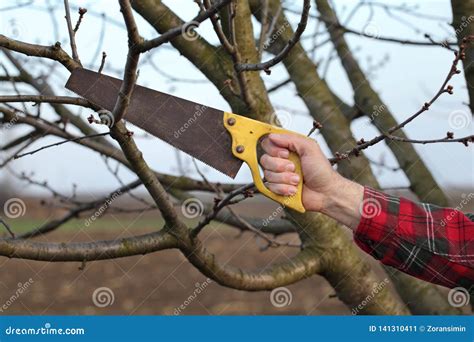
[138,0,232,53]
[0,95,93,108]
[0,35,80,71]
[63,0,81,64]
[236,0,311,73]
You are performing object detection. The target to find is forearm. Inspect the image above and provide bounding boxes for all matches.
[319,176,364,230]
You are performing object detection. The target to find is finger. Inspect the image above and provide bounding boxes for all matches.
[267,183,297,196]
[267,133,312,156]
[260,154,295,172]
[261,137,289,158]
[264,170,300,185]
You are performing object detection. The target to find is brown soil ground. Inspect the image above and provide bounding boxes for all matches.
[0,189,471,315]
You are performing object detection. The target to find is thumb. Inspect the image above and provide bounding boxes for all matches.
[268,133,312,156]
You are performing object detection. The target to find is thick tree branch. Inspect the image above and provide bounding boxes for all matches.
[0,230,178,261]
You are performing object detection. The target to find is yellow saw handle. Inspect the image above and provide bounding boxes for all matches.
[223,112,306,213]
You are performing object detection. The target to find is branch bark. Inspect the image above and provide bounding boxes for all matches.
[0,34,80,71]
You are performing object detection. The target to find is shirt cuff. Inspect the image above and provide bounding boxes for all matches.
[353,187,400,265]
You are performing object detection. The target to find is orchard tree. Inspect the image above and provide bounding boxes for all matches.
[0,0,473,315]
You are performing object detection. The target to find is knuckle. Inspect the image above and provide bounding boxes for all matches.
[276,161,286,172]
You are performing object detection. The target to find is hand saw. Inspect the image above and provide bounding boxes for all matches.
[65,68,306,213]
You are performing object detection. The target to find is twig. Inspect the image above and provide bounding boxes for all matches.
[18,179,143,239]
[0,217,15,238]
[191,183,254,237]
[73,7,87,33]
[98,51,106,73]
[330,37,473,163]
[0,95,93,108]
[0,134,40,167]
[14,132,110,159]
[386,134,474,145]
[63,0,81,64]
[225,206,300,249]
[307,121,323,137]
[235,0,311,74]
[139,0,232,52]
[267,78,291,93]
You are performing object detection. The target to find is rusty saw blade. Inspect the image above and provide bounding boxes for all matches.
[65,68,243,178]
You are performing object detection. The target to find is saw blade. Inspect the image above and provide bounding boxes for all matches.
[65,68,243,178]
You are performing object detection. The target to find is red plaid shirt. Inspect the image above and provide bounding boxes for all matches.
[354,187,474,290]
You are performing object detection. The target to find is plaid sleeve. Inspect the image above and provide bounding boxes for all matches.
[354,187,474,289]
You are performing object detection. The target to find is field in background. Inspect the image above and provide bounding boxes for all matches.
[0,188,471,315]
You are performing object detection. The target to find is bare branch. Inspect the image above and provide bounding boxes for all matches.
[14,132,110,159]
[0,217,15,238]
[111,0,142,123]
[138,0,232,52]
[329,36,474,164]
[63,0,81,64]
[0,95,93,108]
[0,34,80,73]
[0,230,178,261]
[98,51,106,73]
[235,0,310,73]
[73,7,87,33]
[17,179,143,239]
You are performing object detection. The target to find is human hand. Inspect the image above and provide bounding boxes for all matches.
[260,133,363,228]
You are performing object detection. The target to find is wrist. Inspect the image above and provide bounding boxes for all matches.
[320,176,364,230]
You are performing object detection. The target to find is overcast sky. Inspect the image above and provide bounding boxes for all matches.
[1,0,473,200]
